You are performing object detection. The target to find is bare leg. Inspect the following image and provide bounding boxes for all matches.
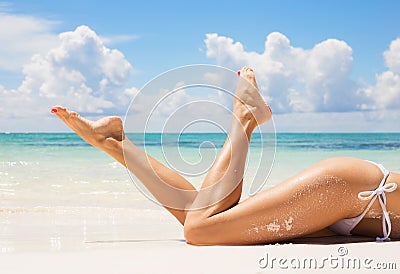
[184,157,377,245]
[50,67,270,222]
[184,66,272,235]
[188,66,272,213]
[51,107,197,224]
[183,68,374,245]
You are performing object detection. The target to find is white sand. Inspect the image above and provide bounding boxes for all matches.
[1,207,399,274]
[1,240,399,273]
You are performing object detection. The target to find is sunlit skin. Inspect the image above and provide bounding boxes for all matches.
[52,67,400,245]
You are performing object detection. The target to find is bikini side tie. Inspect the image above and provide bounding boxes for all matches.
[358,182,398,241]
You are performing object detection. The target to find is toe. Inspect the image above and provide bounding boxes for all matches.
[239,67,247,77]
[51,106,74,124]
[239,66,255,80]
[51,106,61,113]
[69,111,80,118]
[51,106,66,112]
[57,107,71,119]
[50,106,63,117]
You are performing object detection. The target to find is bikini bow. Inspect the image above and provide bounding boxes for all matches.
[358,182,398,241]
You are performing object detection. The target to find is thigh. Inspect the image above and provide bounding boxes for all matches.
[188,163,359,245]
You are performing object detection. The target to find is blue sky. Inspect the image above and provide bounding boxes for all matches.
[1,0,400,132]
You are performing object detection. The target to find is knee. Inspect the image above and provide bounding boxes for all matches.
[184,219,214,246]
[184,221,205,246]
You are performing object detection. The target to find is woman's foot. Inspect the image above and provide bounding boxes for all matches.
[50,106,124,150]
[234,66,272,125]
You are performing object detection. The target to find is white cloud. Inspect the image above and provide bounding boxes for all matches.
[204,32,400,118]
[124,86,140,97]
[384,38,400,74]
[0,11,59,71]
[359,38,400,111]
[155,81,190,117]
[202,33,400,133]
[205,32,365,113]
[0,25,134,117]
[362,71,400,110]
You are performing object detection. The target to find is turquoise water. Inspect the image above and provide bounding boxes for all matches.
[2,132,399,149]
[1,132,399,252]
[1,132,399,207]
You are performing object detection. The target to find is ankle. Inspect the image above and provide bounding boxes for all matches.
[233,103,257,128]
[231,116,257,142]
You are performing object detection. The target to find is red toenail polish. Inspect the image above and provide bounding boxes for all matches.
[51,108,58,113]
[237,71,241,76]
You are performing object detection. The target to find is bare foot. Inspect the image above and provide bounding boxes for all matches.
[235,66,272,124]
[50,106,124,150]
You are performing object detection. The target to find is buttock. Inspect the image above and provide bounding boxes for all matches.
[327,159,399,240]
[362,172,400,217]
[353,172,400,238]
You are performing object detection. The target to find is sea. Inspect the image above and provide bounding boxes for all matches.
[1,132,399,252]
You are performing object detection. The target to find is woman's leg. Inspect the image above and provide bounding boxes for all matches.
[183,68,368,245]
[187,66,272,213]
[50,67,269,224]
[51,107,197,224]
[185,159,370,245]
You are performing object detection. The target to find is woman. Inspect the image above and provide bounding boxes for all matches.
[51,66,399,245]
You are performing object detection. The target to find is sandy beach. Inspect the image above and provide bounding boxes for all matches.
[1,207,399,274]
[1,199,399,273]
[3,242,400,274]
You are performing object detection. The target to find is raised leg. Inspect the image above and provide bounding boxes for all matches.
[183,68,360,245]
[187,66,271,214]
[51,107,197,224]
